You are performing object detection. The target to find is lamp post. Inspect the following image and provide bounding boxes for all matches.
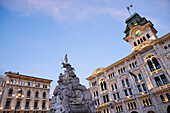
[14,88,24,113]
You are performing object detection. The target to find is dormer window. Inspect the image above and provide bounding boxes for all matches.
[135,30,142,37]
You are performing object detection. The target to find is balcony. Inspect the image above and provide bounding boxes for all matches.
[4,106,11,109]
[25,107,30,109]
[42,107,46,110]
[34,107,39,110]
[16,107,21,109]
[151,83,170,93]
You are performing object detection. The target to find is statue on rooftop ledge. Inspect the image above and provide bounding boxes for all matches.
[49,54,96,113]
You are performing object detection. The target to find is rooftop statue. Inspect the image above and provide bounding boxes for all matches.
[49,55,96,113]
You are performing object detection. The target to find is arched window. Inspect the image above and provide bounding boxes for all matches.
[118,70,120,74]
[140,38,143,42]
[134,42,137,46]
[138,74,142,80]
[142,84,147,91]
[114,83,117,89]
[154,76,163,87]
[132,63,135,68]
[152,57,161,69]
[126,78,130,85]
[147,60,155,72]
[122,80,125,86]
[160,74,169,85]
[148,98,152,105]
[168,44,170,49]
[146,34,150,39]
[160,95,165,102]
[35,91,39,98]
[164,46,169,52]
[135,62,137,67]
[143,36,146,41]
[100,79,107,91]
[8,88,13,96]
[142,100,146,106]
[128,103,130,109]
[166,93,170,101]
[27,90,31,97]
[133,102,137,108]
[123,67,126,72]
[121,68,123,73]
[130,64,132,69]
[43,92,46,98]
[137,40,140,44]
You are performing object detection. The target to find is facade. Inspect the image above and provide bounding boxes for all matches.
[0,71,53,113]
[86,13,170,113]
[0,75,6,104]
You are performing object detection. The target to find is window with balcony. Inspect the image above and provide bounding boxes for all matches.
[25,101,29,108]
[8,88,13,96]
[160,95,165,102]
[42,102,46,109]
[43,92,46,99]
[146,55,161,72]
[34,101,38,109]
[5,100,11,108]
[35,91,39,98]
[27,90,31,97]
[16,101,21,109]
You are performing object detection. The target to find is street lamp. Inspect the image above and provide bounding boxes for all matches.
[14,88,24,113]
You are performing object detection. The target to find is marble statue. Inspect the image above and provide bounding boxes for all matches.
[49,55,96,113]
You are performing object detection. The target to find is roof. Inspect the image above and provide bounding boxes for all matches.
[5,71,53,83]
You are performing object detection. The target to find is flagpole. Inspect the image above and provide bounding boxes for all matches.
[126,6,131,16]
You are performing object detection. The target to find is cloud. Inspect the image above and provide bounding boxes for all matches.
[0,0,128,22]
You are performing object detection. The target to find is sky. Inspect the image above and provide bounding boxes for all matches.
[0,0,169,97]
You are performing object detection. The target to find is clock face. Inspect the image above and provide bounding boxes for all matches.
[135,30,142,37]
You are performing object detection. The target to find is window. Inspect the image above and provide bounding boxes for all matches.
[42,102,46,108]
[103,94,109,103]
[108,72,114,79]
[10,79,13,84]
[16,101,21,108]
[137,85,142,92]
[38,84,40,87]
[137,40,140,44]
[126,78,130,86]
[160,74,169,85]
[100,79,107,91]
[122,80,125,86]
[28,82,30,86]
[134,42,137,46]
[115,83,117,89]
[43,92,46,98]
[142,84,147,91]
[143,36,146,41]
[129,88,133,95]
[152,57,161,69]
[147,60,155,72]
[117,92,120,99]
[25,101,29,108]
[111,84,114,90]
[35,91,39,98]
[154,77,163,87]
[138,74,143,80]
[113,94,116,100]
[166,93,170,101]
[164,46,169,52]
[22,81,25,85]
[5,100,11,108]
[143,98,152,107]
[140,38,143,43]
[146,34,150,38]
[34,101,38,108]
[160,95,165,102]
[124,90,128,96]
[115,105,123,112]
[8,88,13,96]
[30,82,32,86]
[27,90,31,97]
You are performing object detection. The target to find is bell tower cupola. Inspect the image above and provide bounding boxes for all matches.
[123,13,157,52]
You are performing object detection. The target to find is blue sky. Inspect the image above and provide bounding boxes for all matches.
[0,0,169,97]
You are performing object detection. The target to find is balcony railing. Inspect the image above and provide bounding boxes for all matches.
[4,106,11,109]
[42,107,46,109]
[34,107,39,109]
[152,83,170,92]
[25,107,30,109]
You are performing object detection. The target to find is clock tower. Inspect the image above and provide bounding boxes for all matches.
[123,13,158,52]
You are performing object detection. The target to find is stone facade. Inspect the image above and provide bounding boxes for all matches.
[86,13,170,113]
[0,75,6,105]
[0,71,53,113]
[49,55,96,113]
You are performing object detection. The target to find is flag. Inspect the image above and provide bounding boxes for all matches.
[127,5,133,10]
[129,71,137,78]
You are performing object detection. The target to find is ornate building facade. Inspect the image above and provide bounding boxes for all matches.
[86,13,170,113]
[0,71,52,113]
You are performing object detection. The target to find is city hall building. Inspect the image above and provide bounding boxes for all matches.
[87,13,170,113]
[0,71,52,113]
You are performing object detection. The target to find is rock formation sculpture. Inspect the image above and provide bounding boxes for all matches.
[49,55,96,113]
